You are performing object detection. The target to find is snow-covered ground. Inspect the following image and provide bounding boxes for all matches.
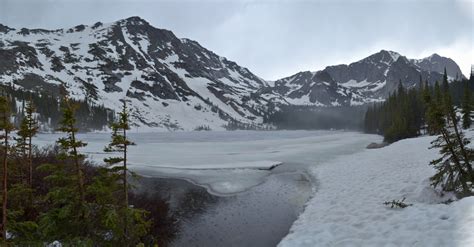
[279,134,474,247]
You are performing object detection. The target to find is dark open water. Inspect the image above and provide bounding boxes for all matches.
[135,166,312,247]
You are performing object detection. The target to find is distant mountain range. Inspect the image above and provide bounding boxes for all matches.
[266,50,464,107]
[0,16,466,130]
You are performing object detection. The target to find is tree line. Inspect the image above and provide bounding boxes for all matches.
[365,69,474,197]
[1,84,114,132]
[266,105,367,130]
[0,87,161,245]
[364,70,474,143]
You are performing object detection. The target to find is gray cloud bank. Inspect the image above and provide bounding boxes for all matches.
[1,0,472,80]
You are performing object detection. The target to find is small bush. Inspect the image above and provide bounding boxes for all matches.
[383,197,413,209]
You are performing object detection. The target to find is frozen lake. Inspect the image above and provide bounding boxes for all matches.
[36,130,381,195]
[36,130,382,246]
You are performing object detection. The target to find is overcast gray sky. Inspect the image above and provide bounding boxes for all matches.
[0,0,472,80]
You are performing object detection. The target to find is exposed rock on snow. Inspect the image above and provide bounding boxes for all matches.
[0,17,272,131]
[267,50,465,106]
[366,142,388,149]
[0,17,465,131]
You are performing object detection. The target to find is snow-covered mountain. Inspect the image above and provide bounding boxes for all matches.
[262,70,370,106]
[0,17,465,130]
[267,50,465,105]
[0,16,272,131]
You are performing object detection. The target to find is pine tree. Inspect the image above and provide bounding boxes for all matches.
[104,99,147,243]
[429,117,473,194]
[0,96,14,240]
[8,98,39,244]
[461,80,472,129]
[56,93,86,205]
[37,89,91,243]
[429,70,474,195]
[419,80,430,134]
[397,79,405,97]
[104,100,134,207]
[86,166,150,245]
[425,81,444,135]
[442,71,473,183]
[364,79,427,142]
[15,99,38,186]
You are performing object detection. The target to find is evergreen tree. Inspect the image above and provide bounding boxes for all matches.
[15,99,38,186]
[0,96,14,241]
[429,113,473,194]
[461,80,472,129]
[429,69,474,195]
[104,100,149,244]
[425,81,445,135]
[397,79,405,97]
[104,100,134,208]
[374,80,424,142]
[422,80,432,134]
[56,94,86,205]
[7,98,40,244]
[37,89,90,243]
[442,70,473,182]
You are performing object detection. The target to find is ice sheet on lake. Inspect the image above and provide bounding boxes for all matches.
[35,130,381,195]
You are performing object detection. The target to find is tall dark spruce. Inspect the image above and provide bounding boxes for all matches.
[15,99,39,187]
[56,92,86,205]
[461,80,472,129]
[364,79,425,143]
[104,99,149,243]
[428,70,474,195]
[0,96,14,240]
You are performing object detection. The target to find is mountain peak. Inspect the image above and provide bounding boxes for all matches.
[0,24,14,33]
[412,53,464,79]
[120,16,149,26]
[426,53,442,61]
[378,50,401,61]
[359,50,401,65]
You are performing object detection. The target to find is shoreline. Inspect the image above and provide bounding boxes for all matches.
[134,162,284,197]
[35,130,382,245]
[134,168,313,247]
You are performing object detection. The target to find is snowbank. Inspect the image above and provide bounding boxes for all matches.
[279,135,474,246]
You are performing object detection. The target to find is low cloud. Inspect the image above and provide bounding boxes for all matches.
[1,0,471,79]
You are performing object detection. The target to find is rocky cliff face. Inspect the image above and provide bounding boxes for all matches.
[267,50,464,106]
[0,17,465,130]
[0,16,273,130]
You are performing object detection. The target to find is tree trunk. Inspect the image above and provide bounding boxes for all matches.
[449,111,474,176]
[2,129,9,240]
[123,126,128,240]
[28,135,32,187]
[71,130,85,204]
[440,128,470,193]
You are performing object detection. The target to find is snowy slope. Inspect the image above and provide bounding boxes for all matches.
[279,134,474,247]
[0,17,271,131]
[0,17,465,130]
[268,50,465,105]
[266,70,380,106]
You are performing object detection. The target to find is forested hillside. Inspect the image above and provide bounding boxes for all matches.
[266,105,367,130]
[364,69,474,143]
[0,84,113,132]
[0,93,173,246]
